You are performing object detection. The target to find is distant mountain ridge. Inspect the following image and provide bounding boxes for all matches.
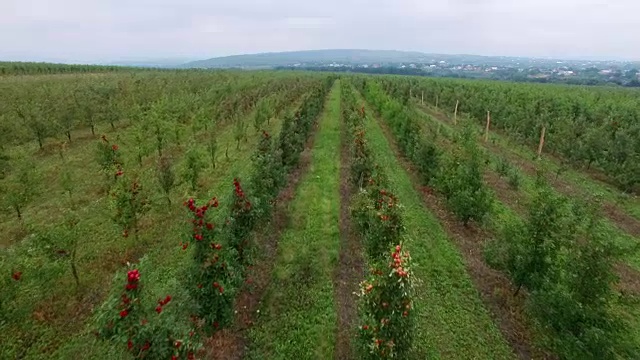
[180,49,442,68]
[180,49,637,70]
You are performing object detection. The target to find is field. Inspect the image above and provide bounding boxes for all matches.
[1,64,639,359]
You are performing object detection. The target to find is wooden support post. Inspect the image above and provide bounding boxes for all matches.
[421,91,424,105]
[454,100,459,125]
[537,125,546,158]
[484,110,491,142]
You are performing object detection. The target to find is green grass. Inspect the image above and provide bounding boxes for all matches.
[360,111,515,359]
[247,82,342,359]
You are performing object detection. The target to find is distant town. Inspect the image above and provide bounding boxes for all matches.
[277,56,640,87]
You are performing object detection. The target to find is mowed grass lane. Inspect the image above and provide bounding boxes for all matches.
[248,82,342,359]
[361,109,515,359]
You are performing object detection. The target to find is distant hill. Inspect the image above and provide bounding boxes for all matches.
[107,58,193,68]
[181,49,624,69]
[180,49,438,69]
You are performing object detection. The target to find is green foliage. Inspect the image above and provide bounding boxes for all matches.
[361,80,492,225]
[31,211,82,290]
[253,97,273,131]
[278,112,304,167]
[436,143,493,225]
[486,183,635,358]
[350,127,375,187]
[342,80,415,357]
[206,133,218,169]
[0,71,334,357]
[352,187,405,260]
[60,167,74,198]
[14,89,55,149]
[156,156,175,204]
[507,169,521,190]
[357,244,414,359]
[2,156,39,219]
[233,116,248,149]
[182,146,205,191]
[394,76,640,192]
[224,179,256,266]
[96,265,201,359]
[152,116,167,157]
[183,197,238,332]
[249,131,285,217]
[414,139,440,185]
[95,136,123,180]
[495,156,511,177]
[111,178,150,239]
[56,92,78,141]
[0,150,10,179]
[132,122,152,166]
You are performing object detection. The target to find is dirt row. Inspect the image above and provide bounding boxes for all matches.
[419,105,640,239]
[333,112,366,360]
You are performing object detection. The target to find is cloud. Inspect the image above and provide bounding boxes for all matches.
[1,0,639,62]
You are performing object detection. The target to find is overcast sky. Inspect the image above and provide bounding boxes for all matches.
[2,0,638,63]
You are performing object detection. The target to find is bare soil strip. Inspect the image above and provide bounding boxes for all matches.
[333,114,366,360]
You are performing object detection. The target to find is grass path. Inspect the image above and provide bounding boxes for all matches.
[247,82,342,359]
[359,104,515,359]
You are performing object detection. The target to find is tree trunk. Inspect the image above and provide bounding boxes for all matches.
[133,216,139,242]
[70,243,80,292]
[90,124,95,136]
[37,136,43,150]
[14,205,21,220]
[514,284,522,296]
[66,131,72,142]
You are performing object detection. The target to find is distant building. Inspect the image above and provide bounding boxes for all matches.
[557,70,574,76]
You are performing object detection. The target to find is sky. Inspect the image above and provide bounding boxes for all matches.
[2,0,639,63]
